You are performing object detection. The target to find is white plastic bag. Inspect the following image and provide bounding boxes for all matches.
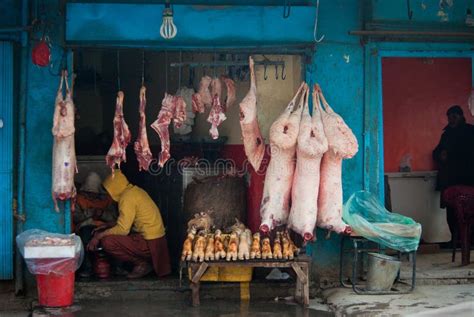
[16,229,84,275]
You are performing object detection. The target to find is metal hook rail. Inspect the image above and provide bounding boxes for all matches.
[169,60,285,68]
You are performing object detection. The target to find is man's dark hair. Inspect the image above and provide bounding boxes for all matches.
[446,105,464,116]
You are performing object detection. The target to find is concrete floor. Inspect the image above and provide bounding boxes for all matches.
[321,284,474,316]
[400,250,474,283]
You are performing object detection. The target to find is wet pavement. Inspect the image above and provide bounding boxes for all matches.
[2,299,334,317]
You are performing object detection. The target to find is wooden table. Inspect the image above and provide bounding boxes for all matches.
[185,255,311,307]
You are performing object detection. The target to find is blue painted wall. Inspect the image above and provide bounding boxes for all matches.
[23,1,72,234]
[1,0,473,284]
[0,42,15,279]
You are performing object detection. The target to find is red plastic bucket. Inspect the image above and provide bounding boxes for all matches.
[36,271,75,307]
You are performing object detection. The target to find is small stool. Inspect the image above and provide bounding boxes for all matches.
[443,185,474,266]
[339,235,416,294]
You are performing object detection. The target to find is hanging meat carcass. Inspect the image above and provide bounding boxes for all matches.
[151,93,187,167]
[207,77,226,139]
[192,76,212,113]
[174,87,195,135]
[52,71,77,212]
[288,86,328,241]
[259,82,307,233]
[221,76,236,111]
[239,56,265,172]
[106,91,131,173]
[316,85,358,235]
[173,94,187,128]
[134,86,153,171]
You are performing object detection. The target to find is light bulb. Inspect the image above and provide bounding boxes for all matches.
[160,5,177,39]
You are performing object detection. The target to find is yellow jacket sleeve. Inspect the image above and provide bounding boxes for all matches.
[105,198,136,236]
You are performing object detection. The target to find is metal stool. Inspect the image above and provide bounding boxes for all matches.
[339,235,416,294]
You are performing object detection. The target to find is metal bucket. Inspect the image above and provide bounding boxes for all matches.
[366,253,401,291]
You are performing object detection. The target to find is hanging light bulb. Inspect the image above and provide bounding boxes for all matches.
[160,1,177,40]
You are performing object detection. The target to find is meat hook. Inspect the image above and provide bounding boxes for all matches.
[313,0,325,43]
[283,0,291,19]
[406,0,413,20]
[281,64,286,80]
[178,50,182,89]
[275,64,279,80]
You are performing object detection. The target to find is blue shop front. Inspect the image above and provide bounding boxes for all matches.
[1,0,473,298]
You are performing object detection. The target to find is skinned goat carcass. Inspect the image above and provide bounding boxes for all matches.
[106,91,131,173]
[221,76,236,111]
[134,86,153,171]
[316,85,358,235]
[192,76,212,113]
[259,82,307,233]
[207,77,226,139]
[239,56,265,172]
[288,86,328,241]
[52,71,77,212]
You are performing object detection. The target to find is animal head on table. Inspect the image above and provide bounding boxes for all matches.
[187,209,214,232]
[226,217,246,235]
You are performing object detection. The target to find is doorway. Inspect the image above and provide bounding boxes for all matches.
[382,57,472,243]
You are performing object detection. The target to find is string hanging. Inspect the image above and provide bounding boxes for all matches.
[117,50,121,91]
[141,50,145,86]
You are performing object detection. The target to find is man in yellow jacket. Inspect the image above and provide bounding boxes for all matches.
[87,170,171,279]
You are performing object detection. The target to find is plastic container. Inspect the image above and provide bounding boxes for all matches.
[366,253,401,291]
[93,250,111,279]
[16,230,84,308]
[37,271,75,307]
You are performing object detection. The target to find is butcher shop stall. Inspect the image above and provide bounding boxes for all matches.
[71,49,310,273]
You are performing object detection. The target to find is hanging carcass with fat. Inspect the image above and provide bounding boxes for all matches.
[288,85,328,241]
[52,71,77,212]
[239,56,265,172]
[316,84,358,235]
[259,82,307,233]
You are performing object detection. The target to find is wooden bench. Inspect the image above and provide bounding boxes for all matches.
[184,255,311,306]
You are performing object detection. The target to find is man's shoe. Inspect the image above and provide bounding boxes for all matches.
[127,262,153,279]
